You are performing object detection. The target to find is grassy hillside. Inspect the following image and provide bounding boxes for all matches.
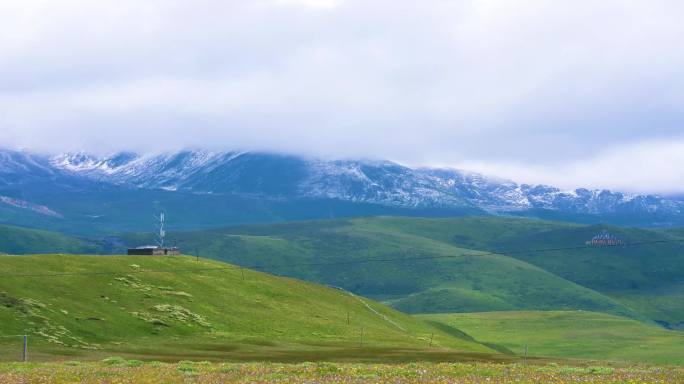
[421,311,684,365]
[360,216,684,292]
[118,218,646,320]
[0,254,497,362]
[5,216,683,324]
[358,217,684,323]
[664,227,684,238]
[115,216,684,323]
[0,224,101,255]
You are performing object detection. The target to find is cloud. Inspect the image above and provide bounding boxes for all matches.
[456,139,684,194]
[274,0,342,8]
[0,0,683,192]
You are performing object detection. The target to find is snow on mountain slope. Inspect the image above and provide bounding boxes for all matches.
[44,149,683,218]
[299,159,472,208]
[0,149,59,183]
[0,147,675,223]
[51,150,244,191]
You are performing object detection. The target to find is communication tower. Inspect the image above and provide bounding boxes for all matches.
[155,212,166,248]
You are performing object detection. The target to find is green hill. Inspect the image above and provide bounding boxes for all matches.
[116,218,653,320]
[0,224,101,255]
[421,311,684,365]
[4,216,683,326]
[115,216,684,324]
[0,254,497,362]
[358,217,684,324]
[664,227,684,238]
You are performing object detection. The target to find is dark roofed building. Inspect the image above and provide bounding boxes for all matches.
[127,246,180,256]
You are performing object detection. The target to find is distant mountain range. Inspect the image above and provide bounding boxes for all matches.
[0,148,682,233]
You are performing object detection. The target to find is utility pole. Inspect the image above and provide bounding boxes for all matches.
[429,333,434,347]
[347,311,350,325]
[359,327,364,348]
[523,344,528,366]
[22,335,27,362]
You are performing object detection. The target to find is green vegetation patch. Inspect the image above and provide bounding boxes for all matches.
[0,254,492,361]
[421,311,684,365]
[0,361,682,383]
[130,216,684,323]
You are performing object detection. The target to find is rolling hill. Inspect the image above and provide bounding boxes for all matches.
[421,311,684,365]
[0,254,497,362]
[0,224,102,255]
[359,217,684,324]
[3,216,683,327]
[115,216,684,324]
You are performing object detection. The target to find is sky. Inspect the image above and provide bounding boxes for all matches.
[1,0,683,193]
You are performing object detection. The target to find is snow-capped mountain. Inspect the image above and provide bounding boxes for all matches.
[47,150,682,217]
[0,149,59,185]
[0,148,681,228]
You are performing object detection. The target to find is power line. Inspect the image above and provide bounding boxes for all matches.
[0,238,681,279]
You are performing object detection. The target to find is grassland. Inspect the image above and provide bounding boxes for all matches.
[4,216,684,334]
[1,360,681,383]
[0,254,504,362]
[422,311,684,365]
[0,224,100,255]
[116,216,684,323]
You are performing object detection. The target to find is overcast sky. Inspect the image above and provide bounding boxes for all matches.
[1,0,683,193]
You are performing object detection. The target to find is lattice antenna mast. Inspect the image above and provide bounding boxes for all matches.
[155,212,166,248]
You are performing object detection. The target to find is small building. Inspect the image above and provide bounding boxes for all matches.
[128,212,180,255]
[127,246,181,256]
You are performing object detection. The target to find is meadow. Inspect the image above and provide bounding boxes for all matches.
[423,311,684,365]
[0,360,681,383]
[118,216,684,323]
[0,254,500,362]
[2,220,684,381]
[5,217,684,324]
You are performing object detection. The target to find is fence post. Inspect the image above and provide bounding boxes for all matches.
[22,335,27,362]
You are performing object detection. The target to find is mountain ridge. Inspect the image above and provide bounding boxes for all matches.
[48,150,684,217]
[0,148,682,228]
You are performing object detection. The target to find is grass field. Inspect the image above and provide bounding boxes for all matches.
[3,218,684,370]
[113,217,684,328]
[5,216,684,324]
[0,224,100,255]
[117,218,652,320]
[0,360,681,383]
[0,254,505,362]
[422,311,684,365]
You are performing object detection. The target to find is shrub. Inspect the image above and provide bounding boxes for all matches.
[101,357,127,367]
[177,361,198,374]
[126,360,145,367]
[587,366,614,375]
